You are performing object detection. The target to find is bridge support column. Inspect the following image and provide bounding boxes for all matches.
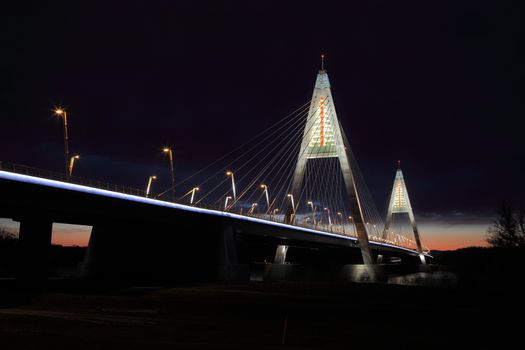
[274,245,289,264]
[217,226,249,281]
[80,224,112,278]
[16,218,53,285]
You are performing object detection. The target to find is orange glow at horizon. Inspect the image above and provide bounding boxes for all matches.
[51,223,91,247]
[418,222,490,251]
[0,219,492,251]
[423,235,488,251]
[47,223,491,251]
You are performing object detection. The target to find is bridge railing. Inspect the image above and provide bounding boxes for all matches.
[0,161,147,197]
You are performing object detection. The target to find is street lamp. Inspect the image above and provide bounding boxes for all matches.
[348,216,356,235]
[146,175,157,197]
[54,108,69,175]
[272,208,279,220]
[287,194,295,211]
[163,147,175,200]
[260,184,270,210]
[337,212,343,226]
[337,212,344,234]
[324,207,332,226]
[68,155,80,176]
[224,196,232,211]
[190,187,200,204]
[307,201,316,225]
[287,194,296,224]
[365,222,371,236]
[226,171,236,201]
[249,203,258,215]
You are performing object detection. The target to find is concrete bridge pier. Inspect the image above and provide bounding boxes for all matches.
[216,226,249,281]
[16,217,53,285]
[273,245,289,264]
[80,220,251,282]
[80,224,113,279]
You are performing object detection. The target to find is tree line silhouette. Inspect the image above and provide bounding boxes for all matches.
[487,203,525,248]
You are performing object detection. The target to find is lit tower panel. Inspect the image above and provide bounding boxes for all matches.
[304,73,337,158]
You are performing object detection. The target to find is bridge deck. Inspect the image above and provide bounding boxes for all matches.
[0,169,430,258]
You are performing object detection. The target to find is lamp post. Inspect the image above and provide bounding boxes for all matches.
[260,184,270,211]
[190,187,199,204]
[272,208,279,220]
[324,207,332,226]
[348,216,355,236]
[68,155,80,176]
[249,203,257,215]
[224,196,232,211]
[337,212,343,226]
[54,108,69,175]
[226,171,236,201]
[287,194,295,211]
[146,175,157,197]
[287,194,295,224]
[337,212,344,234]
[307,201,316,225]
[163,147,175,200]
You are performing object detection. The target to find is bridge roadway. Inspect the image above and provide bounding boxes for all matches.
[0,170,431,282]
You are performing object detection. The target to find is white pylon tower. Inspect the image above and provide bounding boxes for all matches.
[382,162,426,263]
[276,56,374,265]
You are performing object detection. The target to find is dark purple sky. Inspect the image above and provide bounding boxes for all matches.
[1,1,524,247]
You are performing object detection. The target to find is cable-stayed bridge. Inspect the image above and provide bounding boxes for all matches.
[0,67,430,283]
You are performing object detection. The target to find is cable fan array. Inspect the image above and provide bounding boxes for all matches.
[383,214,417,251]
[155,99,423,251]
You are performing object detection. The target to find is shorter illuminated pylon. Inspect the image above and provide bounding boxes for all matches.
[382,162,425,261]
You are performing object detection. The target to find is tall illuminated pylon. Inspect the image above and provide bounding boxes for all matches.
[382,162,425,262]
[276,65,374,265]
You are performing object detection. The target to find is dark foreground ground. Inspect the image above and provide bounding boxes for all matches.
[0,279,523,350]
[1,245,524,349]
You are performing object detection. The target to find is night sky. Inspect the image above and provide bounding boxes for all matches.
[1,1,524,249]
